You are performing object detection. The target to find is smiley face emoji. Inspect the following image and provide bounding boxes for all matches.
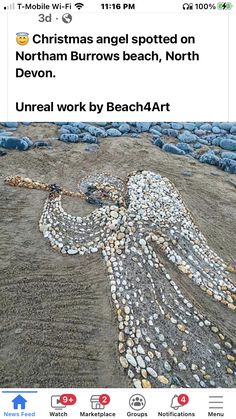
[16,32,29,46]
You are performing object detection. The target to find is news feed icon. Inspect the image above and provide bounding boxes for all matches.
[12,395,27,410]
[16,32,29,46]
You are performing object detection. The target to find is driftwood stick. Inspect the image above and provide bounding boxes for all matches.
[4,175,86,199]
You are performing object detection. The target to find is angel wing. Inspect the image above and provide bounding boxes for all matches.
[109,171,236,388]
[38,174,127,255]
[38,190,106,256]
[127,171,236,309]
[113,243,235,387]
[113,240,235,388]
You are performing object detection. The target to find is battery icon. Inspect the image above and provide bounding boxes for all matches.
[217,2,233,9]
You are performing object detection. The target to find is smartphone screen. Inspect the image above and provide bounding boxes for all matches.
[0,1,235,417]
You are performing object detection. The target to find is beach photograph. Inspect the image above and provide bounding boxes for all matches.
[0,121,235,389]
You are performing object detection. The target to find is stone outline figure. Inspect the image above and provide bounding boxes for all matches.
[5,170,236,388]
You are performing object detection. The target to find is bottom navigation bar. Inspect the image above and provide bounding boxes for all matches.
[0,388,234,419]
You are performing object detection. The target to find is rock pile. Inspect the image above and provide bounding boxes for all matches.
[1,121,236,174]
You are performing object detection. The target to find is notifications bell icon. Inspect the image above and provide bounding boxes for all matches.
[171,395,181,410]
[171,394,189,410]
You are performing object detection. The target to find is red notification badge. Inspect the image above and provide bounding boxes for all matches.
[177,394,189,406]
[99,394,110,406]
[59,394,77,406]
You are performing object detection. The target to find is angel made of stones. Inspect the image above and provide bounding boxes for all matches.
[5,170,236,388]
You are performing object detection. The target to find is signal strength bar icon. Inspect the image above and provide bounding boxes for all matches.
[74,3,84,10]
[4,3,15,10]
